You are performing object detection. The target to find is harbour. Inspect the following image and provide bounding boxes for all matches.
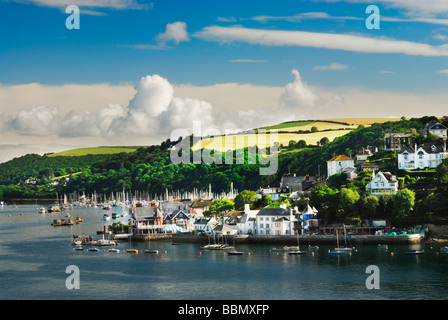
[1,204,448,300]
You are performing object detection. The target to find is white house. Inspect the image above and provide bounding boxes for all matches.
[422,122,447,139]
[256,207,296,235]
[366,171,398,196]
[236,204,259,235]
[327,155,355,178]
[398,142,448,170]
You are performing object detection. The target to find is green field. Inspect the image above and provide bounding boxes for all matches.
[48,146,138,157]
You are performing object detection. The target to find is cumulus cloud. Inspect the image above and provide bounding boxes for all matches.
[280,69,321,113]
[156,21,190,46]
[11,105,60,136]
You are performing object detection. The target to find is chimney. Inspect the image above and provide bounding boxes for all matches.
[244,203,250,214]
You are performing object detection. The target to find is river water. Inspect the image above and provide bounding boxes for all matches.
[1,205,448,300]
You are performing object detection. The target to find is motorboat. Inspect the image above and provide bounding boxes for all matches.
[227,251,244,255]
[406,250,424,255]
[108,248,120,253]
[288,250,306,255]
[88,248,100,252]
[126,249,139,253]
[102,214,111,221]
[145,249,159,254]
[51,219,74,226]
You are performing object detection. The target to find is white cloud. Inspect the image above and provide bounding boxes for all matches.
[17,0,148,10]
[229,59,267,63]
[11,105,60,136]
[313,63,350,71]
[280,69,321,117]
[194,26,448,57]
[437,69,448,75]
[156,21,190,46]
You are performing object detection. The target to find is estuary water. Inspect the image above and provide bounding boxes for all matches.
[1,205,448,300]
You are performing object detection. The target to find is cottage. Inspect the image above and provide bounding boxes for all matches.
[356,146,377,163]
[327,155,355,178]
[366,170,398,196]
[422,122,448,139]
[398,142,448,170]
[193,217,218,235]
[190,199,213,215]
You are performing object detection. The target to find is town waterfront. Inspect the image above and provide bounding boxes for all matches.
[1,205,448,300]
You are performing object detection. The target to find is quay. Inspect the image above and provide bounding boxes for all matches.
[172,233,426,245]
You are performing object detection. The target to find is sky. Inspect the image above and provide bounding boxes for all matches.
[0,0,447,162]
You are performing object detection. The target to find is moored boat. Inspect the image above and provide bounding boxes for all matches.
[227,251,244,255]
[406,250,424,255]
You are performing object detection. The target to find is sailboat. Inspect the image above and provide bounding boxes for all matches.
[289,231,306,255]
[329,229,347,254]
[227,236,244,255]
[334,225,354,252]
[145,234,159,253]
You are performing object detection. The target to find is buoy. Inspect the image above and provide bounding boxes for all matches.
[199,252,202,255]
[391,252,394,256]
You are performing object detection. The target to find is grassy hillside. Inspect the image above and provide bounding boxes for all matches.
[48,146,139,157]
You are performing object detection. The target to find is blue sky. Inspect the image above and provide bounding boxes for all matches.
[1,0,447,90]
[0,0,448,162]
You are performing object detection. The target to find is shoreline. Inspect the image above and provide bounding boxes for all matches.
[171,233,427,245]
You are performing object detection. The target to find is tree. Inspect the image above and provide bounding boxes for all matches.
[234,190,258,210]
[319,137,330,146]
[310,184,339,222]
[208,199,235,217]
[339,188,360,217]
[254,194,272,208]
[359,195,379,218]
[392,188,415,217]
[296,140,307,149]
[311,126,319,133]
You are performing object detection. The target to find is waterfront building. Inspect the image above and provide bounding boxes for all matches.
[163,210,191,230]
[300,204,319,233]
[398,142,448,170]
[366,170,398,196]
[236,204,259,235]
[326,154,355,178]
[193,217,218,235]
[255,207,298,235]
[130,203,177,238]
